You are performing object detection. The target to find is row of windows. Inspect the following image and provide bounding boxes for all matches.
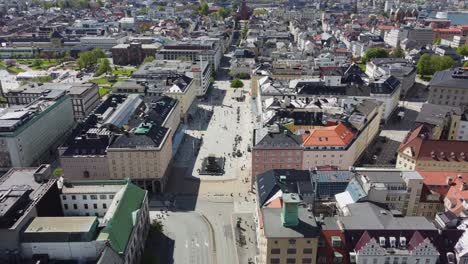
[62,194,114,201]
[270,258,312,264]
[64,203,107,210]
[270,248,313,254]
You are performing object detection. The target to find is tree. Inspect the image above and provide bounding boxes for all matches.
[433,37,442,45]
[362,48,389,63]
[96,0,104,7]
[32,59,43,68]
[392,45,404,58]
[216,7,231,19]
[150,219,164,234]
[157,5,165,11]
[5,59,16,67]
[253,8,268,16]
[230,78,244,88]
[91,48,106,60]
[96,58,111,76]
[464,61,468,67]
[416,53,433,75]
[53,168,64,177]
[431,55,454,72]
[197,2,209,16]
[143,56,155,63]
[456,45,468,56]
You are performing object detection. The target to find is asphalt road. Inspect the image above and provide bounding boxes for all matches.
[151,210,212,264]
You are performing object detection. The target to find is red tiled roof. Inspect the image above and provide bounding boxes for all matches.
[408,231,425,251]
[399,125,468,162]
[302,123,355,147]
[419,171,468,186]
[355,231,372,251]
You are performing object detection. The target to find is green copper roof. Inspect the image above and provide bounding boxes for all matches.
[98,182,146,254]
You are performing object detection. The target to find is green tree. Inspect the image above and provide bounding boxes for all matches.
[431,55,454,72]
[433,37,442,45]
[96,58,111,76]
[253,8,268,16]
[416,53,433,75]
[216,7,231,19]
[464,61,468,67]
[32,59,43,68]
[362,48,389,63]
[456,45,468,56]
[96,0,104,7]
[392,45,404,58]
[197,2,209,16]
[230,78,244,88]
[143,56,155,63]
[157,5,165,11]
[53,168,64,177]
[91,48,106,60]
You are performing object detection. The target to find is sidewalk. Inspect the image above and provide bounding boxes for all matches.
[231,212,258,264]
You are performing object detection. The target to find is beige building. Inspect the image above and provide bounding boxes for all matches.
[397,125,468,171]
[256,193,319,264]
[302,100,383,169]
[428,68,468,108]
[164,75,196,121]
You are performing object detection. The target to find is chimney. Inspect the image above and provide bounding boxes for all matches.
[281,193,301,227]
[33,164,52,183]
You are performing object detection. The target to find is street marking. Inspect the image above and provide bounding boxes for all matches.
[204,241,209,247]
[185,240,188,248]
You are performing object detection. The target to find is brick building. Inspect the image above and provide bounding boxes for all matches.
[111,42,161,65]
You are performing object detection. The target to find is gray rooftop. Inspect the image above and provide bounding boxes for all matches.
[324,203,437,231]
[261,207,320,238]
[416,103,462,127]
[430,68,468,89]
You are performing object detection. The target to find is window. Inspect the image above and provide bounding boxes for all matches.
[93,203,98,209]
[302,258,312,264]
[287,248,296,254]
[303,248,313,254]
[270,249,280,254]
[62,195,67,200]
[331,236,342,247]
[72,195,76,200]
[318,256,327,264]
[84,204,88,209]
[103,203,107,209]
[91,195,98,200]
[288,239,296,245]
[286,258,296,264]
[73,204,78,209]
[318,237,325,247]
[64,204,68,210]
[270,259,280,264]
[83,195,87,200]
[100,195,107,199]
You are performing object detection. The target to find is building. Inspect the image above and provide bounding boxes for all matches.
[252,125,303,181]
[156,39,223,71]
[0,47,34,59]
[397,125,468,171]
[68,83,100,121]
[428,68,468,108]
[59,94,179,192]
[318,202,461,264]
[20,178,149,264]
[79,35,127,50]
[163,75,196,120]
[133,60,211,97]
[0,165,61,263]
[112,42,162,65]
[335,169,424,217]
[0,94,75,170]
[414,103,462,140]
[112,80,146,94]
[255,180,320,264]
[365,58,416,96]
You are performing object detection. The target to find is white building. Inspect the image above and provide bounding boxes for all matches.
[0,94,75,170]
[79,35,128,50]
[21,179,150,264]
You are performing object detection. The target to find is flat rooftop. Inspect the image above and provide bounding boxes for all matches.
[261,207,320,238]
[62,180,127,194]
[24,216,98,233]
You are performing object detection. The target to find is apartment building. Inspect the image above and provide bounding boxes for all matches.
[68,83,100,121]
[319,202,460,264]
[414,103,463,141]
[79,35,127,50]
[0,94,75,170]
[428,68,468,108]
[366,58,416,96]
[156,39,222,71]
[59,94,179,192]
[112,42,162,65]
[397,125,468,171]
[252,125,303,180]
[133,60,211,97]
[335,169,424,217]
[255,190,320,264]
